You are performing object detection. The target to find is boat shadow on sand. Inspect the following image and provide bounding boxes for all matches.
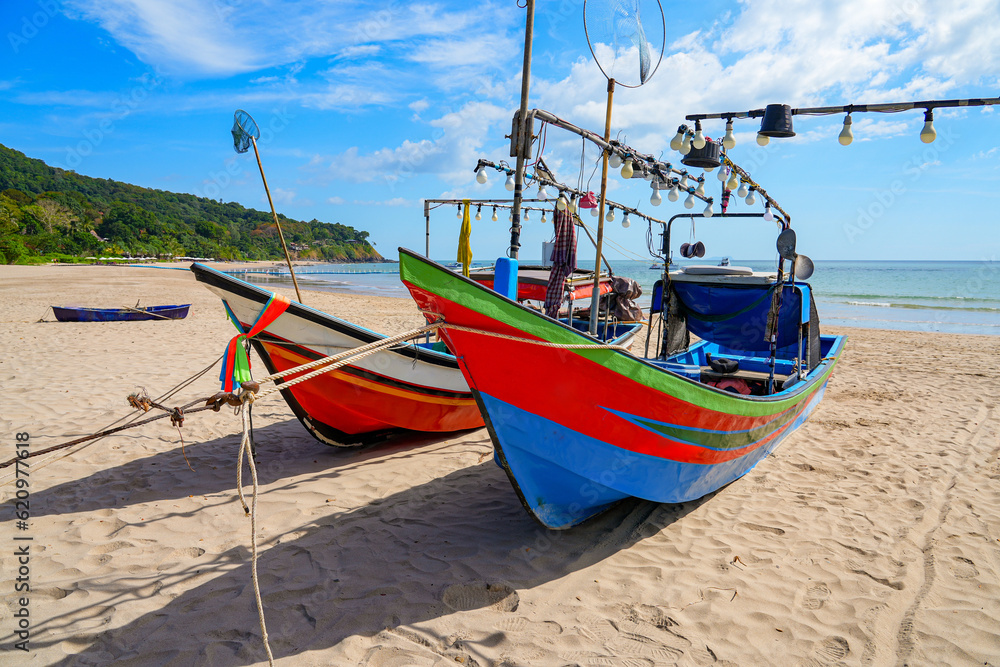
[27,421,709,665]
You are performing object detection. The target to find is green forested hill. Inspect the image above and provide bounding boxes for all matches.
[0,144,383,264]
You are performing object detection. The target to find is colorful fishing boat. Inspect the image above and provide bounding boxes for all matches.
[399,238,846,529]
[193,262,640,446]
[190,262,483,445]
[52,304,191,322]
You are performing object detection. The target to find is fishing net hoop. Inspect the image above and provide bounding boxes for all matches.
[583,0,666,88]
[232,109,261,154]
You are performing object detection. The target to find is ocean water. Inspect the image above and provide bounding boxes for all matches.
[228,258,1000,336]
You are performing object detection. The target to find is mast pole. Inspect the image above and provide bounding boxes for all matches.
[509,0,535,259]
[251,136,302,303]
[588,78,615,335]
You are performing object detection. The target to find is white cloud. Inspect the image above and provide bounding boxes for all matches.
[63,0,520,82]
[306,100,511,185]
[327,196,345,204]
[267,187,296,205]
[336,44,381,60]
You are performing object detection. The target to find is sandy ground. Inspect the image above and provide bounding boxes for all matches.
[1,263,998,666]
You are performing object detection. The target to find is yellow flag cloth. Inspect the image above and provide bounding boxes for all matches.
[457,198,472,277]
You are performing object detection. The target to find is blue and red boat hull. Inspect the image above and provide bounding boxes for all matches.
[398,248,846,529]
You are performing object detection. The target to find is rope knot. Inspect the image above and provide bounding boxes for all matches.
[169,407,184,428]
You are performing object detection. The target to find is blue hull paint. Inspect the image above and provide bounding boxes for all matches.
[481,382,830,529]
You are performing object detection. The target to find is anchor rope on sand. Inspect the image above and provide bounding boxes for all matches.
[2,317,630,662]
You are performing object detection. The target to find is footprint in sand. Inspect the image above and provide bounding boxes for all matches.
[816,636,850,662]
[802,583,831,610]
[949,556,980,579]
[738,522,786,536]
[442,582,518,612]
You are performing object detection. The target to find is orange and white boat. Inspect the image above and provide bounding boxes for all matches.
[190,262,483,446]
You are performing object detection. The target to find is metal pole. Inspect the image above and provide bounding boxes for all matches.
[251,136,303,303]
[588,78,615,336]
[424,200,430,258]
[509,0,535,259]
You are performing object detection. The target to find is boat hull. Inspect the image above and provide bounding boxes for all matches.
[52,304,190,322]
[398,248,846,528]
[190,263,483,445]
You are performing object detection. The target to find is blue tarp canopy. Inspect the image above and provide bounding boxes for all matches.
[671,282,808,353]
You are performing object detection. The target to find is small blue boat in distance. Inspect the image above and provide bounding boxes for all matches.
[51,304,191,322]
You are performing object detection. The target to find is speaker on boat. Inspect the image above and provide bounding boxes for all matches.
[681,138,722,169]
[759,104,796,138]
[692,241,705,258]
[680,243,692,258]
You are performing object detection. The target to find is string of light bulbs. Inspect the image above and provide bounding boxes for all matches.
[473,159,679,229]
[503,110,720,216]
[677,95,1000,148]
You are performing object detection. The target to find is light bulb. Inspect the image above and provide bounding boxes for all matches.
[745,189,756,206]
[756,133,769,146]
[737,182,749,198]
[920,109,936,143]
[523,209,530,221]
[726,172,739,191]
[491,207,498,222]
[679,174,688,189]
[644,169,653,181]
[568,197,577,213]
[838,114,853,146]
[475,207,482,221]
[476,167,488,184]
[556,194,568,210]
[538,185,548,199]
[718,165,729,182]
[650,188,662,206]
[456,205,462,219]
[622,213,630,229]
[763,205,774,222]
[607,207,615,222]
[680,133,692,155]
[723,119,736,150]
[694,180,706,197]
[703,201,714,218]
[684,192,695,209]
[670,127,685,151]
[608,152,622,168]
[504,173,515,191]
[692,123,706,149]
[621,159,634,179]
[541,211,547,223]
[509,210,513,222]
[704,166,716,173]
[668,185,679,202]
[590,205,598,217]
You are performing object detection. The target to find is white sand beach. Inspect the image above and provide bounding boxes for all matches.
[1,263,998,666]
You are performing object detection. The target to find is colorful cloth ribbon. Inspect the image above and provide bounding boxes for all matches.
[219,293,290,391]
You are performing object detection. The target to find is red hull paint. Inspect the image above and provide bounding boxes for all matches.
[261,340,483,435]
[468,276,614,302]
[405,282,810,465]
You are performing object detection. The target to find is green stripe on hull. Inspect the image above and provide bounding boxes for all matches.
[399,251,839,420]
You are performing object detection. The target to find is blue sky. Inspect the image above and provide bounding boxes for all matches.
[2,0,999,262]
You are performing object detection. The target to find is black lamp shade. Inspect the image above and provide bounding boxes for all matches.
[759,103,795,138]
[681,139,722,169]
